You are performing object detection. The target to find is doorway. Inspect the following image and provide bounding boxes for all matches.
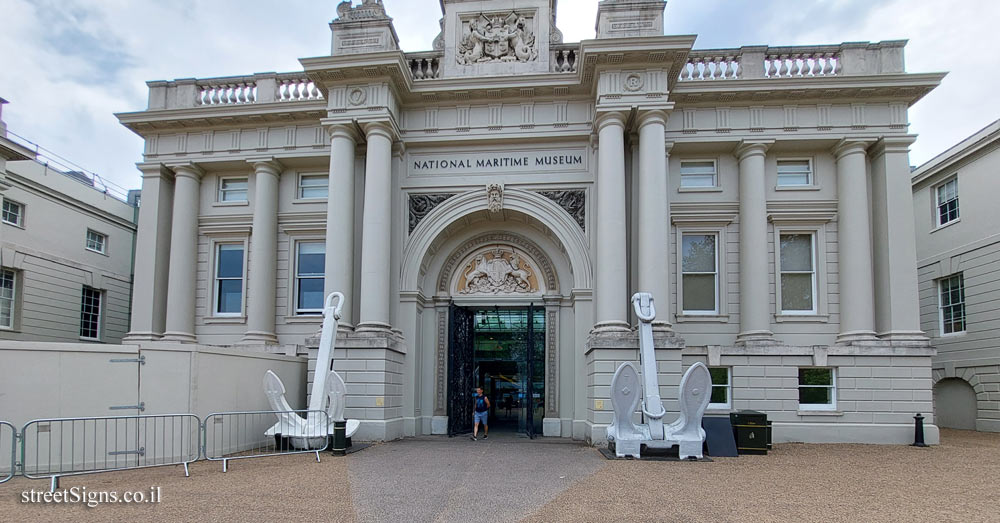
[448,305,544,437]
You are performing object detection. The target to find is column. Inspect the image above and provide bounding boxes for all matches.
[124,164,174,342]
[735,141,773,343]
[242,159,282,343]
[356,121,394,331]
[636,110,672,330]
[869,137,926,341]
[324,125,358,329]
[593,110,629,332]
[833,140,877,343]
[161,163,203,342]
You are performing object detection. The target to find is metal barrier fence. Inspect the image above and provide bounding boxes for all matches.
[203,410,330,472]
[1,421,15,484]
[20,414,201,491]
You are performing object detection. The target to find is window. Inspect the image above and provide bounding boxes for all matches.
[938,273,966,335]
[215,244,245,315]
[0,269,16,329]
[779,233,816,314]
[295,242,325,314]
[680,160,717,188]
[708,367,731,409]
[777,159,812,186]
[936,178,959,226]
[80,286,102,340]
[86,229,107,254]
[2,200,23,226]
[298,174,328,199]
[219,177,248,202]
[798,368,836,410]
[681,233,718,314]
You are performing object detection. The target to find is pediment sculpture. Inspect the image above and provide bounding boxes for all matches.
[457,12,538,65]
[456,247,540,295]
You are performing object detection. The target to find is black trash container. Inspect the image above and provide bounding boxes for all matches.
[730,410,769,455]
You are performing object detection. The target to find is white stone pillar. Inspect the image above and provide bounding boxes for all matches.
[357,121,394,331]
[735,142,773,343]
[324,125,358,329]
[124,164,174,342]
[636,110,672,330]
[242,159,282,344]
[869,137,926,341]
[593,110,629,332]
[833,141,877,343]
[161,163,203,343]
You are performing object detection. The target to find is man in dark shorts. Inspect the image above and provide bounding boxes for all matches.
[472,387,490,441]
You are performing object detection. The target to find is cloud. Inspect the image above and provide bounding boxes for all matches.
[0,0,993,193]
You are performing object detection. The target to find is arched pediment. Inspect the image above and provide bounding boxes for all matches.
[438,233,558,295]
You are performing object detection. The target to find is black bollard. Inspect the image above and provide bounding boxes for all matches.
[911,413,928,447]
[332,420,347,455]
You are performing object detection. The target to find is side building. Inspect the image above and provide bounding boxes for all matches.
[913,119,1000,432]
[0,99,138,344]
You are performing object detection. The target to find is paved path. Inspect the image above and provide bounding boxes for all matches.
[347,432,606,523]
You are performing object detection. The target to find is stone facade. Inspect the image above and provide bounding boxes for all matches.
[0,101,137,344]
[116,0,945,443]
[912,119,1000,432]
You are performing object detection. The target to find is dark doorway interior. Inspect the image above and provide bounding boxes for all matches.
[448,306,544,437]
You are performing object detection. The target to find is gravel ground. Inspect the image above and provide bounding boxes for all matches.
[2,429,998,522]
[525,429,1000,523]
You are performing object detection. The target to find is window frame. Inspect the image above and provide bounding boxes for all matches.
[79,286,103,341]
[218,176,249,203]
[707,366,731,410]
[674,223,730,322]
[2,199,24,227]
[798,367,837,411]
[294,240,326,315]
[934,176,960,228]
[937,273,966,337]
[85,229,108,254]
[679,232,720,315]
[212,241,247,317]
[297,173,329,200]
[776,230,818,316]
[0,268,18,330]
[679,159,719,189]
[776,158,814,188]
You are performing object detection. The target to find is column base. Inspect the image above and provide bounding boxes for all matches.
[159,332,197,343]
[355,321,393,333]
[877,330,930,343]
[735,330,775,345]
[650,321,674,333]
[122,332,161,344]
[835,330,878,345]
[240,331,279,344]
[590,320,631,334]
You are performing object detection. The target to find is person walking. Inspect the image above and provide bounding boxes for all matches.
[471,387,490,441]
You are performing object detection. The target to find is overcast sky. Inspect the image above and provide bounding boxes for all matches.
[1,0,997,193]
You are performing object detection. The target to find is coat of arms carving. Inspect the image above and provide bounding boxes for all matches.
[457,12,538,65]
[457,247,539,295]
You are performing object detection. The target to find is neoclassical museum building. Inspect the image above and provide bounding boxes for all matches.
[117,0,946,444]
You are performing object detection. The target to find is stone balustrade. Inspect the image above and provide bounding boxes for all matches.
[407,52,442,80]
[148,72,323,110]
[678,40,905,82]
[551,45,578,73]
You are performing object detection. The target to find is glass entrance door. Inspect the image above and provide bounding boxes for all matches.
[470,307,544,436]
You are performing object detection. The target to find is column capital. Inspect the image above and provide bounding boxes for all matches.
[359,118,399,142]
[595,109,628,131]
[734,140,773,161]
[247,157,284,177]
[832,138,875,160]
[166,162,204,181]
[323,120,361,143]
[136,162,172,180]
[868,135,917,157]
[636,109,669,129]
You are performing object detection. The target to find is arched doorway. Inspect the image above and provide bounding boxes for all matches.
[934,378,978,430]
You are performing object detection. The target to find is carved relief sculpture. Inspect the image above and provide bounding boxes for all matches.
[487,183,504,213]
[457,247,539,295]
[538,190,586,230]
[408,193,455,233]
[457,12,538,65]
[336,0,389,21]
